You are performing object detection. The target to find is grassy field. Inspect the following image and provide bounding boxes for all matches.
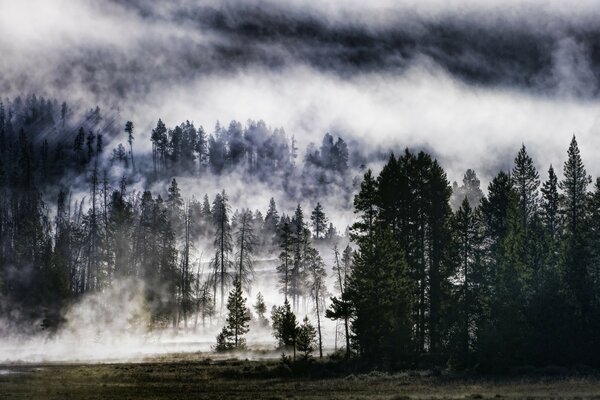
[3,357,600,399]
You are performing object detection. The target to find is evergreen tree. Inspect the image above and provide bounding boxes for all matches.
[512,144,540,229]
[451,197,483,366]
[253,292,268,328]
[271,299,299,358]
[234,208,256,288]
[541,165,560,241]
[560,135,592,319]
[211,190,232,310]
[451,169,484,210]
[347,225,413,365]
[264,197,279,249]
[310,202,328,239]
[124,121,135,171]
[151,119,167,176]
[215,278,250,351]
[86,131,95,162]
[350,169,378,244]
[296,316,317,360]
[277,215,293,300]
[290,204,308,311]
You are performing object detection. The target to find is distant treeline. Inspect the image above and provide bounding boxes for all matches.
[0,95,356,200]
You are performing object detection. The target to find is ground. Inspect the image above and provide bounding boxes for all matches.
[3,356,600,399]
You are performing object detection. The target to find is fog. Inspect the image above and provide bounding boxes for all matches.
[2,0,600,363]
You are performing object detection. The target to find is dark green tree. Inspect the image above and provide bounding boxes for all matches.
[271,299,299,358]
[215,278,250,351]
[512,144,540,229]
[296,316,317,360]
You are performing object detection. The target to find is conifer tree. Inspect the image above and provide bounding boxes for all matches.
[271,299,299,358]
[512,144,540,229]
[277,216,293,300]
[350,169,378,244]
[541,165,560,241]
[151,119,167,176]
[264,198,279,235]
[215,278,250,351]
[290,204,308,311]
[253,292,268,328]
[560,135,591,317]
[310,202,328,239]
[124,121,135,171]
[211,190,232,310]
[452,197,483,364]
[234,208,256,288]
[296,316,317,360]
[451,169,484,210]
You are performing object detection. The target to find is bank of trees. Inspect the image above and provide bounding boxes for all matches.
[0,169,340,330]
[345,137,600,370]
[5,94,600,369]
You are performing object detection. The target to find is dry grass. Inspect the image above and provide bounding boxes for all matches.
[2,359,600,399]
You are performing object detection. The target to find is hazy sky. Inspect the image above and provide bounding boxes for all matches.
[2,0,600,187]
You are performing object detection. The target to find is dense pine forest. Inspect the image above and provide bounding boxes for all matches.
[2,94,600,372]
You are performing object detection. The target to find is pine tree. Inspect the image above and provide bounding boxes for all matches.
[234,208,256,288]
[124,121,135,171]
[271,299,299,358]
[264,197,279,249]
[480,171,514,268]
[310,202,328,239]
[215,278,250,351]
[451,169,484,210]
[541,165,560,241]
[277,216,293,300]
[166,179,184,234]
[346,225,413,364]
[290,204,308,311]
[211,190,232,310]
[296,316,317,360]
[425,157,454,353]
[350,169,378,244]
[493,200,529,368]
[560,135,591,317]
[451,197,483,365]
[151,119,167,176]
[108,188,134,278]
[512,144,540,229]
[253,292,268,328]
[86,131,95,162]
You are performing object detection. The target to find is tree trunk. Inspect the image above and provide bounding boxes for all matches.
[315,286,323,358]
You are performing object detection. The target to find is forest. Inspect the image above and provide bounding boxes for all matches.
[1,94,600,372]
